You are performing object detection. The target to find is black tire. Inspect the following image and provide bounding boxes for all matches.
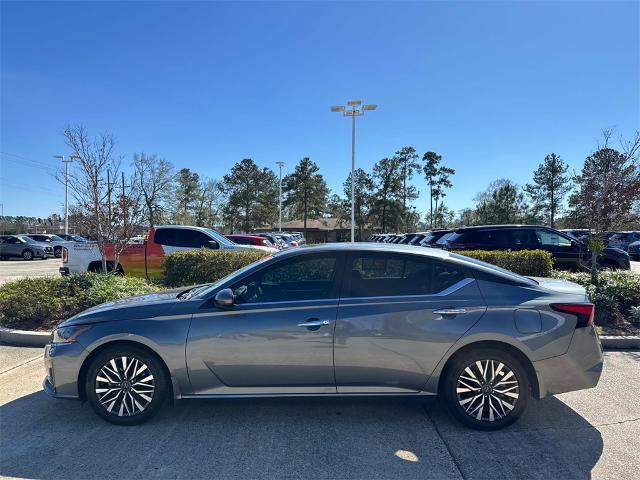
[22,249,34,261]
[85,345,168,426]
[442,348,529,430]
[54,246,62,258]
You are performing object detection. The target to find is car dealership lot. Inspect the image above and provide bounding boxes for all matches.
[0,258,61,285]
[1,346,638,480]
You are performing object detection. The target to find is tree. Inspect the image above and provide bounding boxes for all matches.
[221,159,278,231]
[524,153,571,228]
[194,179,223,227]
[568,130,640,280]
[62,125,144,273]
[282,157,328,238]
[133,153,175,227]
[394,146,420,230]
[423,151,455,228]
[173,168,201,225]
[370,157,403,233]
[473,179,529,225]
[341,168,374,240]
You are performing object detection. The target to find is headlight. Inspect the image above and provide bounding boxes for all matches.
[51,325,91,344]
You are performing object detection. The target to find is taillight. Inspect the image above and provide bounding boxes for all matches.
[550,303,595,328]
[62,247,68,263]
[291,241,299,247]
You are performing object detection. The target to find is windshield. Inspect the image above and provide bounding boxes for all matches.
[436,232,455,244]
[16,235,33,244]
[194,254,275,298]
[50,235,65,242]
[450,252,538,286]
[203,228,235,246]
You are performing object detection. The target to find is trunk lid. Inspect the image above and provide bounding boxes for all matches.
[529,277,588,298]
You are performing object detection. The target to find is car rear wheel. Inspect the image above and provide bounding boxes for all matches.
[442,348,529,430]
[22,249,33,261]
[85,345,167,426]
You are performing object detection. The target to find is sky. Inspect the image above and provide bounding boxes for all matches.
[1,0,639,220]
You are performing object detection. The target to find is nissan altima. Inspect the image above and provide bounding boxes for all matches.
[44,243,603,430]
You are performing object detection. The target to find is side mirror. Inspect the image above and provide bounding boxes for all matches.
[206,240,218,249]
[214,288,235,309]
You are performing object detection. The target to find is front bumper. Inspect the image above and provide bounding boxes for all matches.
[533,325,603,398]
[43,341,87,399]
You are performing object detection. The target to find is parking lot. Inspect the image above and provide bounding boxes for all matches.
[0,258,61,285]
[1,345,638,480]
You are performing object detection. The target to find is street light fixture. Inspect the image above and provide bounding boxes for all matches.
[55,154,77,235]
[276,161,285,232]
[330,99,377,242]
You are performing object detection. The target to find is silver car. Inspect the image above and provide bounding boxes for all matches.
[44,243,603,429]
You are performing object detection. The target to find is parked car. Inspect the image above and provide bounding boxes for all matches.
[628,241,640,261]
[605,231,640,251]
[226,234,276,250]
[289,232,306,245]
[25,233,68,258]
[44,243,603,429]
[0,234,52,260]
[276,233,299,248]
[58,234,88,242]
[419,229,453,247]
[439,225,630,270]
[60,225,276,276]
[254,233,286,250]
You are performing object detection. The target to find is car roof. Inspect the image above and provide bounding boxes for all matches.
[453,224,548,231]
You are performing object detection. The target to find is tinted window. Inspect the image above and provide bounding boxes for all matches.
[505,229,537,246]
[155,229,215,248]
[347,254,466,297]
[154,228,176,246]
[232,254,338,303]
[535,229,572,247]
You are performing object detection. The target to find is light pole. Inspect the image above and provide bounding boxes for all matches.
[276,161,284,232]
[54,154,76,235]
[331,100,377,242]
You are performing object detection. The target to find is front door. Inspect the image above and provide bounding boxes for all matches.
[533,228,581,269]
[186,252,345,395]
[335,252,486,393]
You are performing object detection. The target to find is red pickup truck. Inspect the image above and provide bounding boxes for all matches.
[60,225,276,277]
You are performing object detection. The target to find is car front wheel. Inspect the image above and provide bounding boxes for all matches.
[442,348,529,430]
[22,249,34,261]
[85,345,167,426]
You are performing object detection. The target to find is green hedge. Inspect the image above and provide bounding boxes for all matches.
[453,249,554,277]
[163,249,269,287]
[551,270,640,327]
[0,274,158,331]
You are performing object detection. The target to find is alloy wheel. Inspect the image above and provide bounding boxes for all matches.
[95,356,155,417]
[456,359,520,422]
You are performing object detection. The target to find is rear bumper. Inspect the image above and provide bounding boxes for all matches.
[533,325,603,398]
[59,267,70,276]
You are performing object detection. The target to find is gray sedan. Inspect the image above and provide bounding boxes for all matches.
[43,243,603,430]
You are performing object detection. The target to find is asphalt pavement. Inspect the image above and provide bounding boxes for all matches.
[0,258,61,285]
[1,346,638,480]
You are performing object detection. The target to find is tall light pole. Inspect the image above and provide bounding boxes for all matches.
[276,161,284,232]
[54,154,76,235]
[331,100,377,242]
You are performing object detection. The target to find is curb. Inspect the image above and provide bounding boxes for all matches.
[0,327,50,347]
[599,335,640,349]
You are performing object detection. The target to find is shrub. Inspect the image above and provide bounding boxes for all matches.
[453,249,554,277]
[163,249,270,287]
[0,274,158,331]
[551,270,640,327]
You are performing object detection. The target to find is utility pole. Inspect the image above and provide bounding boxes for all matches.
[54,155,76,235]
[331,100,377,242]
[276,161,284,232]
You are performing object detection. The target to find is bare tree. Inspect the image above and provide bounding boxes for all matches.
[133,153,175,227]
[62,125,144,273]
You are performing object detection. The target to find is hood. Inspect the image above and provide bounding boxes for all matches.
[59,288,190,327]
[27,241,51,249]
[529,277,588,298]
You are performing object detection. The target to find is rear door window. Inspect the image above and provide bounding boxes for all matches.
[347,253,466,297]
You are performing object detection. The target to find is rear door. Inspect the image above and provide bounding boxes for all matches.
[334,252,486,393]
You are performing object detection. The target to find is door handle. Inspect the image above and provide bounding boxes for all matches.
[433,308,467,316]
[297,319,330,327]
